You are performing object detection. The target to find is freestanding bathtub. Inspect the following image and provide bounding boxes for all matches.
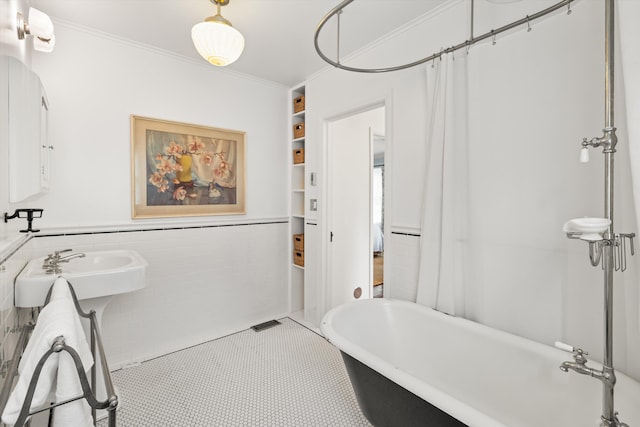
[320,299,640,427]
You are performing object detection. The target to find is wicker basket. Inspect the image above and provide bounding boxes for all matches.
[293,234,304,251]
[293,122,305,139]
[293,148,305,164]
[293,250,305,267]
[293,95,305,113]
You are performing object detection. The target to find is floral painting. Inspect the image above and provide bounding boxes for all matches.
[131,116,245,218]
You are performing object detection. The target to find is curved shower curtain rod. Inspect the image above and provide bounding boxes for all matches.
[314,0,575,73]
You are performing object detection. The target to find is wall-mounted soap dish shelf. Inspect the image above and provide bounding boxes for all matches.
[563,217,635,269]
[563,217,610,241]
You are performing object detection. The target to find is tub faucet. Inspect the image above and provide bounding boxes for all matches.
[556,342,628,427]
[559,347,611,383]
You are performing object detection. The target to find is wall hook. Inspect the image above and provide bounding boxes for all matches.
[4,209,43,233]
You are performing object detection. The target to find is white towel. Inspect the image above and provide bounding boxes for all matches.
[2,277,94,427]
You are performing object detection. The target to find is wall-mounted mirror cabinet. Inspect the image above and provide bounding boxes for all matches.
[2,55,51,202]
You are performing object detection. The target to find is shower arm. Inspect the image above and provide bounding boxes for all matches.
[313,0,575,74]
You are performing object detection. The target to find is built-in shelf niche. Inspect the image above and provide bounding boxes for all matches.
[290,84,306,312]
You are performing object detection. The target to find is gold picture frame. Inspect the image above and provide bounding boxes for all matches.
[131,115,246,218]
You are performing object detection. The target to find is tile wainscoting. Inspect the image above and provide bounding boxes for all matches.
[0,219,290,396]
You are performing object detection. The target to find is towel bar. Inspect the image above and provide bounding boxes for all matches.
[0,279,118,427]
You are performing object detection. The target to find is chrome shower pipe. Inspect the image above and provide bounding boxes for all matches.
[470,0,474,41]
[600,1,621,425]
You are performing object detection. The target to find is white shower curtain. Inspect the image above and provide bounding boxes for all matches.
[416,53,469,316]
[618,0,640,329]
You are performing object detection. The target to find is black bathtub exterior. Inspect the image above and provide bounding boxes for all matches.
[341,352,468,427]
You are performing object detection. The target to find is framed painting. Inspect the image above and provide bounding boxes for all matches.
[131,115,246,218]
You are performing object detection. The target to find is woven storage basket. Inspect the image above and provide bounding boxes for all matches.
[293,148,305,164]
[293,95,305,113]
[293,122,305,139]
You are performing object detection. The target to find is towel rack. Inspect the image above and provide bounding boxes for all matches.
[0,280,118,427]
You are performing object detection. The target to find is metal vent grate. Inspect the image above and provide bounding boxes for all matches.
[251,319,281,332]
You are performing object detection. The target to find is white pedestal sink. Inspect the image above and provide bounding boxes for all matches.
[14,249,148,414]
[15,249,148,308]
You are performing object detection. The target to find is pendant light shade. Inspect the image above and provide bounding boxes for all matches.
[192,0,244,67]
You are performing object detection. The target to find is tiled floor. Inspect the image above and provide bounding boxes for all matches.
[97,318,372,426]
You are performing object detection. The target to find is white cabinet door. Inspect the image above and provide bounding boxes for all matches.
[7,56,49,202]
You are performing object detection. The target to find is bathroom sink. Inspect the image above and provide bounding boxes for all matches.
[15,249,148,307]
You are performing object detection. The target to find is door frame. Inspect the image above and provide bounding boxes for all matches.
[325,102,386,311]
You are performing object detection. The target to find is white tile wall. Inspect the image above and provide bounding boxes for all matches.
[0,235,35,400]
[0,221,290,381]
[386,232,421,302]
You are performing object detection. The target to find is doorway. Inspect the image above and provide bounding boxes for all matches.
[327,105,385,310]
[372,134,385,298]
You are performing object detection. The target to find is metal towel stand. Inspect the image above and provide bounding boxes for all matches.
[0,280,118,427]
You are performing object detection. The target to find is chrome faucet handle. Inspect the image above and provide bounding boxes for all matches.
[555,341,588,364]
[573,348,589,365]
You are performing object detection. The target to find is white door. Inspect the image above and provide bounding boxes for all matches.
[328,115,374,309]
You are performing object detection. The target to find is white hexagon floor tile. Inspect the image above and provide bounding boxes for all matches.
[97,318,371,426]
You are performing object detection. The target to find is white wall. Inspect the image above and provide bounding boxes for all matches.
[0,7,291,374]
[306,0,640,380]
[26,22,287,228]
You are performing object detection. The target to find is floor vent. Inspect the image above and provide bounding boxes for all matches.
[251,319,281,332]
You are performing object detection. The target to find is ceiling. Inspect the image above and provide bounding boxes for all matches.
[30,0,447,87]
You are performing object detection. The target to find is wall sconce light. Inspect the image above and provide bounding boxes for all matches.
[17,7,56,53]
[192,0,244,67]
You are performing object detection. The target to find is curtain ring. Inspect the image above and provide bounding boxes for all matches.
[491,30,496,45]
[526,15,532,32]
[567,1,572,15]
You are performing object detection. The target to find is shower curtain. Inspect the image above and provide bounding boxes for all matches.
[416,53,469,316]
[618,0,640,329]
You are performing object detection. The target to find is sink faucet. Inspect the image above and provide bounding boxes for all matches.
[57,252,86,262]
[42,249,86,274]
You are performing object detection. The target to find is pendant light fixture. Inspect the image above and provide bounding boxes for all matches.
[192,0,245,67]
